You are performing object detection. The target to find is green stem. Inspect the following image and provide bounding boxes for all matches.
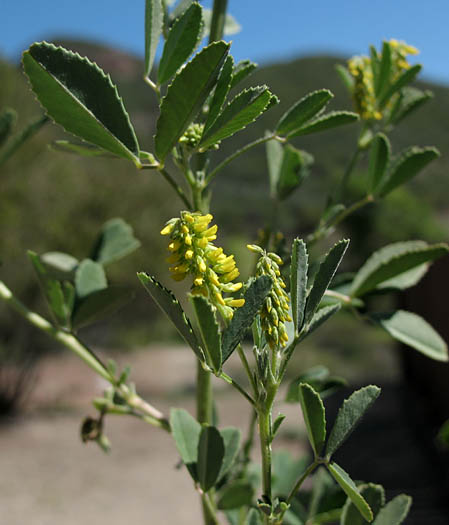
[236,344,258,396]
[258,408,273,505]
[0,114,48,166]
[201,492,221,525]
[219,371,255,406]
[159,167,193,209]
[286,461,319,505]
[197,361,213,424]
[0,280,170,431]
[205,134,277,183]
[208,0,228,45]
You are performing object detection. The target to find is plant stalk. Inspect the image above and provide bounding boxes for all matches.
[208,0,228,45]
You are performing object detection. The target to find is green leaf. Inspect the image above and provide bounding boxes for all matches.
[276,89,333,137]
[350,241,448,297]
[217,427,241,481]
[326,385,381,458]
[299,304,341,342]
[298,383,326,456]
[170,408,201,481]
[144,0,164,77]
[368,133,390,194]
[304,240,349,325]
[341,483,385,525]
[230,59,257,90]
[157,2,203,85]
[138,273,203,360]
[92,218,141,266]
[277,146,313,200]
[335,64,354,93]
[373,494,411,525]
[72,286,134,329]
[197,425,225,492]
[155,40,230,161]
[327,463,373,522]
[373,310,448,362]
[199,86,273,150]
[286,366,347,403]
[75,259,107,299]
[40,251,78,280]
[22,42,140,163]
[379,64,422,108]
[28,251,70,327]
[190,295,222,373]
[377,146,439,198]
[437,419,449,448]
[266,133,283,198]
[204,55,234,135]
[375,41,392,97]
[0,108,16,147]
[375,264,429,291]
[290,238,308,333]
[221,276,272,364]
[218,480,254,510]
[50,140,114,157]
[389,87,433,125]
[287,111,359,138]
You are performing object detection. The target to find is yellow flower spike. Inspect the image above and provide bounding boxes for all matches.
[208,270,220,287]
[168,241,181,252]
[197,257,207,274]
[194,277,204,287]
[184,234,192,246]
[183,213,194,224]
[166,254,179,264]
[185,250,194,259]
[203,225,218,237]
[181,225,189,234]
[215,291,225,306]
[222,268,240,283]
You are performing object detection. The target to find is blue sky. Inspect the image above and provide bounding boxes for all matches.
[2,1,449,85]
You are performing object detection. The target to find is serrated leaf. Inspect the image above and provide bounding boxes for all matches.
[218,480,254,510]
[377,146,439,198]
[22,42,140,163]
[368,133,390,194]
[335,64,354,93]
[373,494,411,525]
[375,41,392,97]
[341,483,385,525]
[230,59,257,90]
[389,87,433,125]
[190,295,222,373]
[221,276,272,364]
[158,2,203,85]
[170,0,194,19]
[144,0,164,77]
[276,89,333,137]
[0,108,16,147]
[290,238,308,333]
[277,146,313,200]
[40,251,78,280]
[286,366,347,403]
[28,251,71,327]
[197,425,225,492]
[75,259,107,299]
[287,111,359,138]
[304,298,340,339]
[200,86,273,150]
[298,383,326,456]
[326,385,381,458]
[379,64,422,109]
[155,40,229,161]
[217,427,241,481]
[72,286,134,329]
[92,218,141,266]
[327,463,373,522]
[170,408,201,481]
[374,310,448,362]
[204,55,234,135]
[138,273,203,360]
[304,240,349,325]
[350,241,448,297]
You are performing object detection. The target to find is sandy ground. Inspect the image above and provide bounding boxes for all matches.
[0,346,305,525]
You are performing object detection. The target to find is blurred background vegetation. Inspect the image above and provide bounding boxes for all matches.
[1,40,448,412]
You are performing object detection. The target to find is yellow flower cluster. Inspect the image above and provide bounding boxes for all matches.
[248,244,291,350]
[161,211,244,320]
[348,39,419,121]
